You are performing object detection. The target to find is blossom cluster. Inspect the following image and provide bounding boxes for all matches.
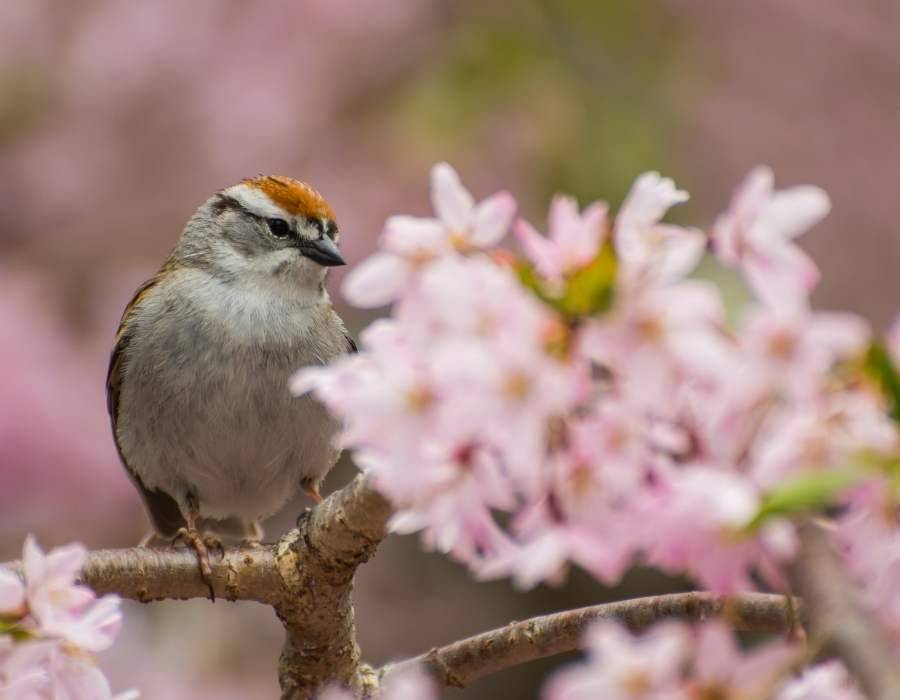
[545,620,865,700]
[296,162,900,688]
[0,538,135,700]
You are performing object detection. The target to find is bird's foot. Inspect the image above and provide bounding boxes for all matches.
[242,520,264,545]
[174,527,217,600]
[302,482,324,504]
[203,534,225,558]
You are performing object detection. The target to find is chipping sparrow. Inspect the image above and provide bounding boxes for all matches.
[107,176,354,585]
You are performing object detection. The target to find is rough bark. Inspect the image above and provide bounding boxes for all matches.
[4,473,391,700]
[273,474,391,699]
[384,592,797,689]
[791,520,900,700]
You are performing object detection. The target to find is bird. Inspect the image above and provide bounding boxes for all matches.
[106,175,355,588]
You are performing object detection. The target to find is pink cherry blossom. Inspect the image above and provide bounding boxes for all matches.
[0,638,51,700]
[748,391,897,490]
[775,661,865,700]
[316,688,354,700]
[545,620,805,700]
[41,595,123,654]
[580,280,732,415]
[47,648,139,700]
[379,663,438,700]
[0,538,134,699]
[479,404,653,587]
[384,442,513,562]
[514,196,608,282]
[888,314,900,365]
[299,255,587,562]
[293,319,440,459]
[482,498,640,588]
[0,634,138,700]
[614,172,705,288]
[640,467,766,592]
[543,620,690,700]
[342,162,516,307]
[737,305,870,399]
[835,480,900,640]
[21,537,95,628]
[303,162,900,608]
[713,166,830,308]
[20,537,122,653]
[689,622,796,697]
[431,163,516,248]
[0,569,25,617]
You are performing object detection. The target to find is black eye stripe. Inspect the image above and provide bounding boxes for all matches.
[302,217,338,240]
[267,218,291,238]
[211,194,244,216]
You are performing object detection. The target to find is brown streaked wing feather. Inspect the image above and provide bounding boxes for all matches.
[106,274,160,422]
[107,275,185,537]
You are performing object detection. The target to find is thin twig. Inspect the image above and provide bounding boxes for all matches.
[384,591,797,689]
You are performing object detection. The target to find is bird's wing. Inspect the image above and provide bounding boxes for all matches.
[344,332,358,354]
[107,276,186,537]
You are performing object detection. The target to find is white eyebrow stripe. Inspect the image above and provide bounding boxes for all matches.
[223,184,290,220]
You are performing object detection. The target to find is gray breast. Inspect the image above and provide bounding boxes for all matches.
[115,271,346,521]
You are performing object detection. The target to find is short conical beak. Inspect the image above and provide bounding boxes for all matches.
[300,236,346,267]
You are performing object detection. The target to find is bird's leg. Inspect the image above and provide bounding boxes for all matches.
[139,531,168,547]
[301,478,323,504]
[173,494,216,599]
[203,533,224,558]
[240,520,264,548]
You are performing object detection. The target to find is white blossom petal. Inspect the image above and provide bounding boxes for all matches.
[430,162,474,232]
[341,253,411,308]
[0,567,25,614]
[616,171,689,239]
[744,245,820,308]
[514,218,565,281]
[381,216,447,255]
[754,186,831,242]
[470,191,516,247]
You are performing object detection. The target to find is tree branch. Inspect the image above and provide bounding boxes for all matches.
[273,473,391,699]
[792,520,900,700]
[17,481,868,700]
[384,591,797,689]
[2,473,392,700]
[82,546,280,604]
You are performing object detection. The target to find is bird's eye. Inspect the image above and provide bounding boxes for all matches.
[267,218,291,239]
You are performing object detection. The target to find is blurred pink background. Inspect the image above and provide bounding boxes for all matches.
[2,1,898,697]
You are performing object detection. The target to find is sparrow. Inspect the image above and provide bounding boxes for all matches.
[106,176,354,587]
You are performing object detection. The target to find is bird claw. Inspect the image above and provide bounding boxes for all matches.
[302,482,323,504]
[204,535,225,558]
[174,527,217,601]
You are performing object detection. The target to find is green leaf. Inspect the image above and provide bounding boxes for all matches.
[0,618,31,641]
[864,342,900,424]
[514,242,617,320]
[557,242,617,317]
[745,469,862,531]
